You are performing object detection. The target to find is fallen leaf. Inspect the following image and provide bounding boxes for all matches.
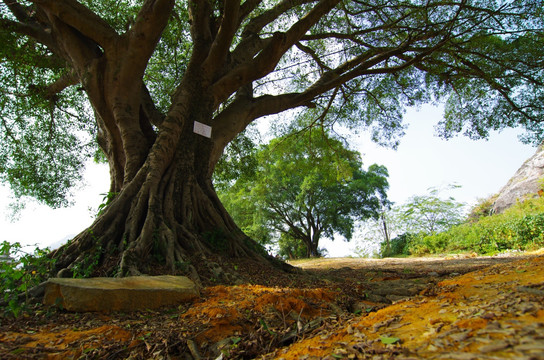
[379,335,400,345]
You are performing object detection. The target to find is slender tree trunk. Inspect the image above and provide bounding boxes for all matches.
[381,212,391,255]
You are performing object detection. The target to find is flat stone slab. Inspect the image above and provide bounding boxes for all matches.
[43,275,199,312]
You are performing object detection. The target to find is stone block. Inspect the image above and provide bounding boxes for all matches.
[43,275,199,312]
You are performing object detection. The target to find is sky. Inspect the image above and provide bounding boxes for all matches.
[0,104,537,256]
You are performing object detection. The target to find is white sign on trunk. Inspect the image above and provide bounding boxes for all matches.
[193,121,212,138]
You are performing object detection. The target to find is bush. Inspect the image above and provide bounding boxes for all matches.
[467,195,497,223]
[505,213,544,250]
[0,241,54,317]
[380,233,414,257]
[404,196,544,256]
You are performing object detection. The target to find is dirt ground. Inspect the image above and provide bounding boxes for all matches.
[1,251,543,359]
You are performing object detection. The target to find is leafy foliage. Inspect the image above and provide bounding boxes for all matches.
[399,185,467,235]
[0,241,54,317]
[378,233,414,258]
[213,127,261,193]
[217,128,389,258]
[402,196,544,256]
[0,0,543,212]
[0,5,95,209]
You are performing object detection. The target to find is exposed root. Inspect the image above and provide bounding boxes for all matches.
[48,154,291,284]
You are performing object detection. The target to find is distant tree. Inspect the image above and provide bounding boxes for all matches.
[218,128,389,258]
[401,186,466,234]
[353,204,405,257]
[213,129,273,247]
[213,128,260,193]
[355,185,465,256]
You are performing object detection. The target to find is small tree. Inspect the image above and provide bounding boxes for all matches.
[218,128,389,258]
[401,186,466,234]
[355,185,466,257]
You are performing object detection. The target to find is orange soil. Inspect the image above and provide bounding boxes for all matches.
[0,284,337,358]
[0,325,133,359]
[270,257,544,359]
[1,255,543,359]
[182,285,335,343]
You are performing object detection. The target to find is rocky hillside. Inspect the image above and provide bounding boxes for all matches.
[492,143,544,214]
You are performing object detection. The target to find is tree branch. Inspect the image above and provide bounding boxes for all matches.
[2,0,32,22]
[140,83,165,127]
[242,0,316,36]
[238,0,262,26]
[121,0,175,83]
[44,70,79,97]
[187,0,213,60]
[212,0,341,106]
[30,0,118,49]
[228,0,314,72]
[202,0,240,76]
[0,17,57,51]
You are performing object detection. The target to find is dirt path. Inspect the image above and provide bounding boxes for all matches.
[0,252,542,359]
[272,252,544,360]
[289,252,534,274]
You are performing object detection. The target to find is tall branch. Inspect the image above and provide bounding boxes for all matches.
[121,0,175,84]
[212,0,341,107]
[202,0,240,76]
[30,0,118,49]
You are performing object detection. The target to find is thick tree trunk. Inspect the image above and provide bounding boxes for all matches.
[34,0,320,283]
[50,82,279,283]
[51,134,273,282]
[308,242,320,258]
[302,237,320,258]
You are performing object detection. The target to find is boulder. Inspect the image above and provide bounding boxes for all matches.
[43,275,199,312]
[492,143,544,214]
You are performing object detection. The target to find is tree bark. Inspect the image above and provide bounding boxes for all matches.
[52,114,274,281]
[50,54,278,283]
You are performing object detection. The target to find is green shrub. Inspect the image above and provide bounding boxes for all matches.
[0,241,54,317]
[71,245,102,278]
[404,196,544,256]
[505,213,544,250]
[380,233,413,257]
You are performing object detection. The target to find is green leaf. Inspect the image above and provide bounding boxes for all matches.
[379,335,400,345]
[259,319,275,335]
[10,348,26,355]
